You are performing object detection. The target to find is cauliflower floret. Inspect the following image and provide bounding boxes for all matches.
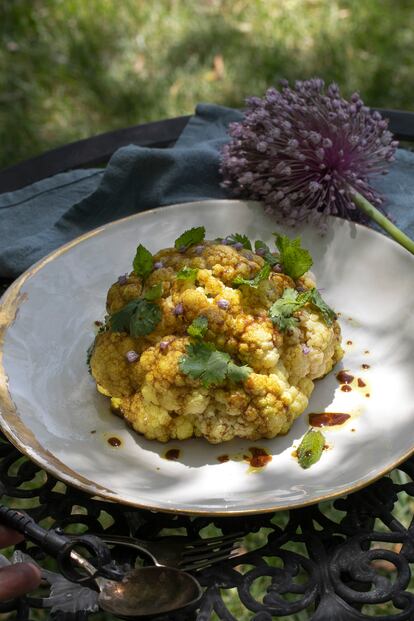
[90,239,343,443]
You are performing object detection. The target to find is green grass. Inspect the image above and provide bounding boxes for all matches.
[1,0,414,169]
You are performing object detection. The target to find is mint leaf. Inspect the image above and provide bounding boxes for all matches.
[144,283,163,301]
[274,234,313,280]
[176,266,198,282]
[297,429,325,469]
[179,342,252,387]
[133,244,153,279]
[226,233,252,250]
[187,315,208,339]
[309,289,336,325]
[175,227,205,251]
[129,300,162,336]
[110,299,141,332]
[254,240,279,266]
[233,263,271,288]
[227,361,253,383]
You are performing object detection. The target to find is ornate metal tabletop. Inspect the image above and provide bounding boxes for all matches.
[1,426,414,621]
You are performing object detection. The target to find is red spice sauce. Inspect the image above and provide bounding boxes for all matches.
[346,340,353,345]
[107,436,121,447]
[217,454,230,463]
[357,378,366,388]
[336,370,354,384]
[341,385,352,392]
[164,449,180,461]
[247,447,272,469]
[309,412,350,427]
[362,364,370,369]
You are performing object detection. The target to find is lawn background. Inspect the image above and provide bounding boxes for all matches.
[1,0,414,170]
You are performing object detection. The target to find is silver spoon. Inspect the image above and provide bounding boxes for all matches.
[71,548,203,618]
[0,505,202,618]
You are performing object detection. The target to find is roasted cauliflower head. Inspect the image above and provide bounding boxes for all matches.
[90,228,343,444]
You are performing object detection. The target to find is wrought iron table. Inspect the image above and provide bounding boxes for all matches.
[1,109,414,621]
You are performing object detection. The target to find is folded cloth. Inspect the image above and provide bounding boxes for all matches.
[0,104,413,279]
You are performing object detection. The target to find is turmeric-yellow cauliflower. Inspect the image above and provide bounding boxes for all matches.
[90,237,343,443]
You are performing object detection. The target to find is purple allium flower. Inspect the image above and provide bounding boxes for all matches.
[153,261,164,270]
[217,299,230,310]
[126,350,139,363]
[272,264,283,273]
[173,303,184,316]
[255,247,266,256]
[302,345,311,355]
[220,79,398,226]
[194,245,204,255]
[233,242,244,250]
[159,340,170,352]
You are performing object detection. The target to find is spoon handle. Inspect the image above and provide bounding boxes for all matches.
[0,504,113,582]
[0,504,71,556]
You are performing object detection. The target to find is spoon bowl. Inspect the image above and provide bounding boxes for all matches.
[96,565,202,618]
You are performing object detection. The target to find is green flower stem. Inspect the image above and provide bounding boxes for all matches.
[352,190,414,255]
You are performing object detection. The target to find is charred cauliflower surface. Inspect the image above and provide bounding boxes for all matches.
[90,240,343,443]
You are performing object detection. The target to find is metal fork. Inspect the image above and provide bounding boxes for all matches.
[98,531,244,572]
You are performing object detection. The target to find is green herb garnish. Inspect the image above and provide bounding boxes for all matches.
[297,429,325,469]
[175,226,205,251]
[187,315,208,339]
[133,244,153,279]
[176,266,198,282]
[110,298,162,336]
[274,234,313,280]
[308,288,336,325]
[269,288,311,331]
[179,342,252,387]
[233,263,271,289]
[254,240,279,266]
[144,283,163,301]
[226,233,252,250]
[269,287,336,332]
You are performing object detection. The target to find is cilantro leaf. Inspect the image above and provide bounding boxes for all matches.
[309,289,336,325]
[176,266,198,282]
[110,299,141,332]
[269,288,303,332]
[254,240,279,266]
[179,342,227,386]
[297,429,325,469]
[269,287,336,331]
[187,315,208,339]
[129,300,162,336]
[175,227,205,251]
[226,233,252,250]
[179,342,252,387]
[110,298,161,336]
[227,361,253,383]
[233,263,271,288]
[200,350,231,386]
[274,234,313,280]
[144,283,163,301]
[133,244,153,279]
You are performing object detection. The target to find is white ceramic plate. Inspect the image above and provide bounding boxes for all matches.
[1,200,414,515]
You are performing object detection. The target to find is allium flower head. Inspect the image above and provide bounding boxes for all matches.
[220,79,398,227]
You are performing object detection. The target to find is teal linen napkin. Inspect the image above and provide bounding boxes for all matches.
[0,103,412,279]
